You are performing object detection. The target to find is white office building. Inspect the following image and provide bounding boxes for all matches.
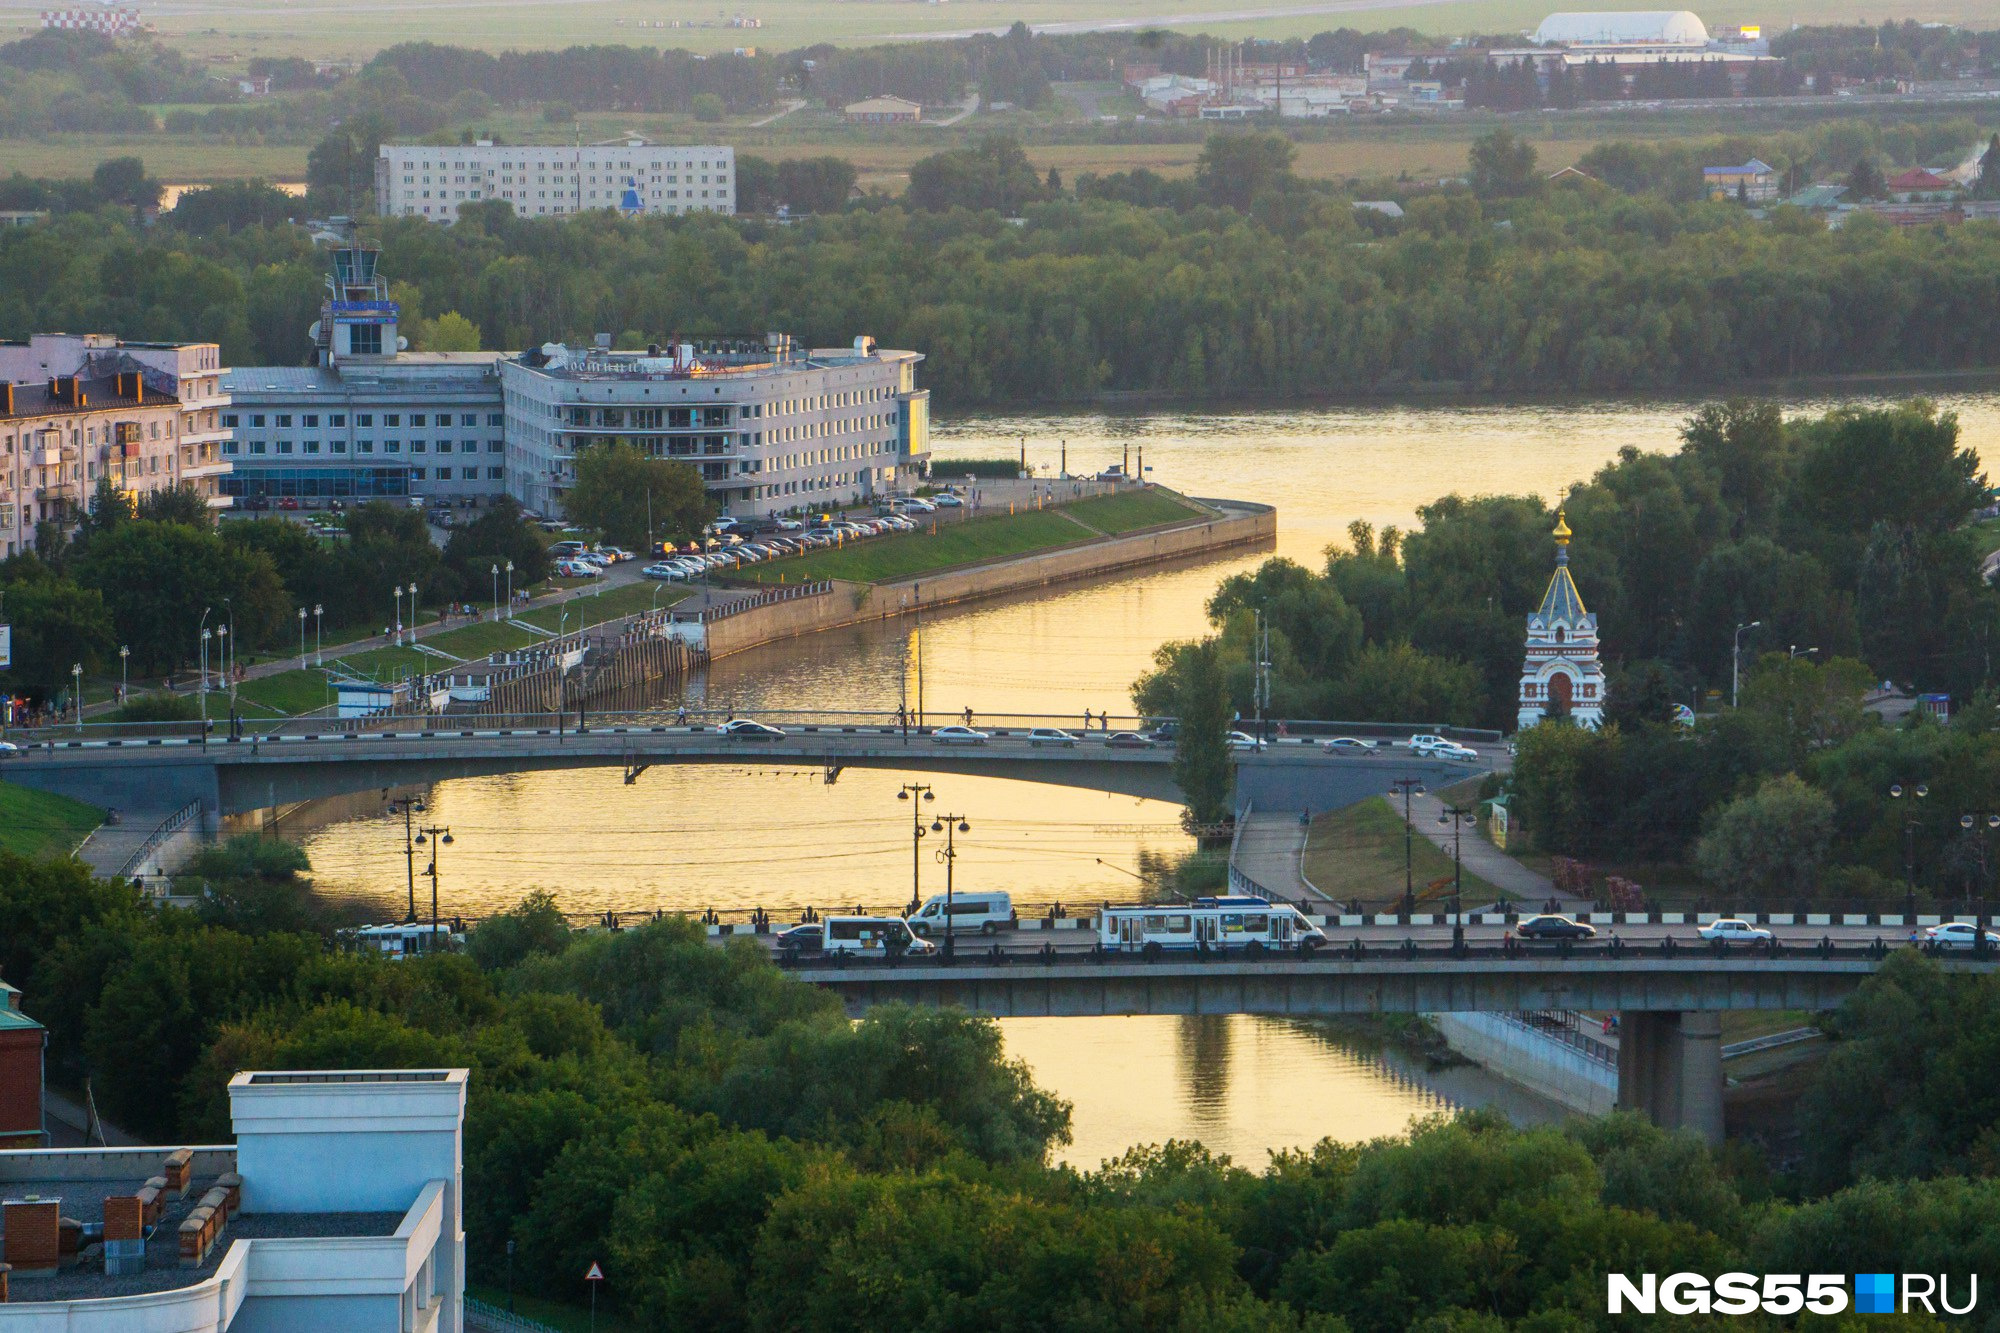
[501,334,929,519]
[0,1067,468,1332]
[375,139,735,223]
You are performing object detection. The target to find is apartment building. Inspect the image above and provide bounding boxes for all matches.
[500,333,929,518]
[0,335,232,558]
[375,139,735,223]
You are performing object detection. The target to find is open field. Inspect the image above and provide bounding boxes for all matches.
[0,782,103,859]
[10,0,1997,61]
[1303,796,1503,908]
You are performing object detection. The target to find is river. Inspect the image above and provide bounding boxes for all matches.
[294,390,2000,1167]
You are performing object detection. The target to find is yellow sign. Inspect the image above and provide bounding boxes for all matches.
[1489,803,1509,851]
[1741,24,1761,39]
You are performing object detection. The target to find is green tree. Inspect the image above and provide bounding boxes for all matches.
[0,573,117,696]
[422,310,481,352]
[91,155,161,209]
[562,444,711,551]
[906,136,1048,214]
[441,495,552,598]
[1172,639,1233,831]
[1468,128,1539,199]
[1194,131,1296,210]
[1848,155,1887,200]
[135,483,215,528]
[73,520,289,671]
[1327,643,1483,726]
[1976,133,2000,200]
[691,92,725,122]
[1693,773,1835,900]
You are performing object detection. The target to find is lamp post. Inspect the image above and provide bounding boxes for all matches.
[199,626,212,733]
[505,560,514,618]
[385,794,426,922]
[313,605,323,666]
[1438,804,1474,950]
[491,563,501,619]
[1961,810,2000,958]
[71,663,82,732]
[1891,782,1929,921]
[1732,620,1762,707]
[215,624,227,687]
[392,585,405,646]
[506,1239,516,1314]
[931,812,971,959]
[413,823,454,950]
[897,783,935,914]
[1789,645,1819,660]
[118,645,128,704]
[1389,777,1425,917]
[298,605,309,668]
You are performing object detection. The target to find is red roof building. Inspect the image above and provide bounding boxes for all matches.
[1888,167,1954,194]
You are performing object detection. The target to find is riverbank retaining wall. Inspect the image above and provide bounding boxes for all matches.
[1431,1012,1617,1116]
[700,500,1275,660]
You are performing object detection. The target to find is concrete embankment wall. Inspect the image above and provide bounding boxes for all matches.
[704,501,1275,660]
[1431,1012,1617,1116]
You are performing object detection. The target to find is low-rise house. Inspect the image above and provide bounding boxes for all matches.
[1888,167,1958,200]
[1703,158,1777,201]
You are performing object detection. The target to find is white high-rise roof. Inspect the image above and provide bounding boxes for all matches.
[1533,10,1710,46]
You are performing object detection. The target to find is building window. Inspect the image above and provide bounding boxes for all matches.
[461,413,476,427]
[358,440,374,453]
[223,441,240,455]
[251,414,266,427]
[303,441,320,454]
[385,414,401,427]
[411,467,427,480]
[411,414,426,427]
[332,440,348,454]
[330,414,347,427]
[436,441,452,454]
[276,441,293,454]
[250,441,267,455]
[385,441,401,453]
[488,466,504,479]
[488,413,503,426]
[488,439,503,452]
[358,413,373,427]
[437,467,453,480]
[303,414,319,427]
[276,415,292,428]
[222,413,239,428]
[411,440,427,453]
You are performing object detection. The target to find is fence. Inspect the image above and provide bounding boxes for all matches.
[116,798,204,880]
[671,581,834,624]
[1498,1010,1618,1066]
[465,1297,564,1333]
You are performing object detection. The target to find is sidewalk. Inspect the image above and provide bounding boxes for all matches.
[1231,812,1316,900]
[1404,790,1576,908]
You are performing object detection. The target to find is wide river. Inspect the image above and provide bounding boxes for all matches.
[298,389,2000,1166]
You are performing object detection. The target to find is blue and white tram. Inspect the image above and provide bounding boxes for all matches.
[1098,899,1326,956]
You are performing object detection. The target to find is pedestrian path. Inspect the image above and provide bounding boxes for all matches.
[1404,789,1563,906]
[1231,811,1317,900]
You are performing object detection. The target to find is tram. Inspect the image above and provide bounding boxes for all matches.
[1098,898,1325,956]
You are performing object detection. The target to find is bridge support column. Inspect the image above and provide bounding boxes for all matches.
[1615,1010,1723,1145]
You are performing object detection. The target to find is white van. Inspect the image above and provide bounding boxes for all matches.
[908,891,1014,938]
[822,916,937,956]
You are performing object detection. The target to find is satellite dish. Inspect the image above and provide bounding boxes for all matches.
[307,321,321,341]
[396,336,409,351]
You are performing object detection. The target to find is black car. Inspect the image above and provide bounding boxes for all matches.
[774,924,823,953]
[1105,731,1157,749]
[1513,914,1596,940]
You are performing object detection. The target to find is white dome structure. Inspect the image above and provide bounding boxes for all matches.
[1533,10,1710,46]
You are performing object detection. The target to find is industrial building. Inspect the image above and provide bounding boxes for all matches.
[0,1066,468,1332]
[1532,10,1711,48]
[375,139,734,223]
[0,334,232,558]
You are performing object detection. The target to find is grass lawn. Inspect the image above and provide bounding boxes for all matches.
[465,1285,633,1333]
[1304,797,1503,908]
[516,582,688,632]
[1064,489,1207,535]
[424,620,544,659]
[323,645,438,681]
[0,782,104,859]
[748,509,1091,585]
[232,669,336,716]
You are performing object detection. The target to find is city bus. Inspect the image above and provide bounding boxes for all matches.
[1098,900,1326,957]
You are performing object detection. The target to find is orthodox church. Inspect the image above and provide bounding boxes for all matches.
[1517,507,1606,729]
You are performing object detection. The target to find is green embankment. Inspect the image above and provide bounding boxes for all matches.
[1064,489,1207,534]
[0,782,104,858]
[1304,797,1504,907]
[516,582,687,631]
[751,508,1090,584]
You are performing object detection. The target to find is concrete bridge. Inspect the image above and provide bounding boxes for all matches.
[776,941,1975,1143]
[0,718,1490,820]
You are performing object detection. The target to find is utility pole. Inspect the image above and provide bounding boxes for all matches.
[1732,620,1761,707]
[897,783,934,913]
[931,812,971,959]
[386,794,426,922]
[415,824,454,950]
[1389,777,1425,918]
[914,582,924,728]
[1439,804,1474,950]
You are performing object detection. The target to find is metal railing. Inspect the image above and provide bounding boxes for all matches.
[1499,1010,1617,1066]
[116,798,203,880]
[465,1297,564,1333]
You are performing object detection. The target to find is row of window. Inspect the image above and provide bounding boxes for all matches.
[224,439,505,457]
[223,412,502,429]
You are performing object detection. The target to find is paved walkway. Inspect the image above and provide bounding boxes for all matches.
[1231,811,1316,900]
[1404,789,1572,909]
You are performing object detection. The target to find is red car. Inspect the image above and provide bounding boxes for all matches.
[277,497,300,511]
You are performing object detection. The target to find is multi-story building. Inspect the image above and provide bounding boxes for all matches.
[222,231,506,507]
[0,1065,468,1332]
[375,139,735,223]
[0,334,232,557]
[501,333,929,518]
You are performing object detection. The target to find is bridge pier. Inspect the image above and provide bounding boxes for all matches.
[1615,1010,1723,1145]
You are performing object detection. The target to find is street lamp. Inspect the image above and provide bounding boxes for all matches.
[298,605,309,668]
[71,663,82,732]
[1732,620,1762,707]
[1438,804,1474,950]
[505,560,514,618]
[1960,810,2000,958]
[1789,645,1819,660]
[385,794,427,922]
[413,823,455,950]
[313,605,323,666]
[392,585,405,645]
[1891,782,1929,921]
[214,625,228,691]
[199,626,213,732]
[491,563,501,619]
[118,645,128,704]
[897,783,935,913]
[930,813,971,959]
[1389,777,1425,918]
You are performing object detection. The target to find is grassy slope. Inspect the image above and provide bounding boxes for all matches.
[1304,796,1503,908]
[747,509,1090,584]
[515,582,687,631]
[0,782,104,859]
[1064,489,1206,535]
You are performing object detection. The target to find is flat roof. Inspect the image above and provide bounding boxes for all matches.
[1,373,178,422]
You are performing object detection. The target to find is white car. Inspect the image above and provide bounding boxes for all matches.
[1926,922,2000,949]
[1405,734,1450,753]
[932,725,989,745]
[1027,727,1077,748]
[773,518,803,531]
[1323,737,1377,755]
[1227,731,1261,750]
[556,560,603,578]
[1431,742,1480,762]
[1698,918,1773,943]
[641,562,681,580]
[933,493,964,508]
[721,719,786,740]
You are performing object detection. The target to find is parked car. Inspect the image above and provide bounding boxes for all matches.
[1105,731,1157,749]
[933,493,964,508]
[932,725,989,745]
[721,719,786,740]
[555,560,603,579]
[908,891,1014,938]
[1322,737,1378,755]
[600,547,634,562]
[1027,727,1078,748]
[642,562,681,580]
[1513,915,1596,941]
[1925,922,2000,949]
[774,924,823,954]
[1699,918,1773,943]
